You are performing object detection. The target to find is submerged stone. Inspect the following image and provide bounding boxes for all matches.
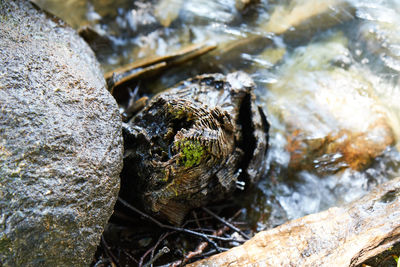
[121,72,269,225]
[154,0,183,27]
[264,32,395,174]
[0,1,123,266]
[262,0,355,41]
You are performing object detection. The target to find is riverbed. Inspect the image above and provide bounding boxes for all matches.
[32,0,400,263]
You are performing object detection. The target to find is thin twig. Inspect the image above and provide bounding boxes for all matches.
[122,249,139,264]
[139,246,154,267]
[202,234,245,243]
[192,211,202,232]
[143,247,170,267]
[105,43,217,92]
[93,258,110,267]
[139,232,170,267]
[191,247,230,258]
[183,216,213,224]
[118,197,222,252]
[101,235,120,267]
[171,226,230,266]
[150,232,172,266]
[202,207,250,240]
[191,228,220,233]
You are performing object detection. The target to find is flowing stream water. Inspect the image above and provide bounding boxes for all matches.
[34,0,400,238]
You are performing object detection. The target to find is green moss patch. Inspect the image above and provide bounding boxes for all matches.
[175,140,205,168]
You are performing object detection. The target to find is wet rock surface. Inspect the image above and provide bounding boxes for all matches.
[0,1,123,266]
[262,0,355,40]
[17,0,400,265]
[356,1,400,73]
[265,32,395,174]
[121,72,269,225]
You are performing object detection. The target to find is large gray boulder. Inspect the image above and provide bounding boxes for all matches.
[0,1,123,266]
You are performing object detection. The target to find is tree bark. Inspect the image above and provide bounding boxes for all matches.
[189,176,400,266]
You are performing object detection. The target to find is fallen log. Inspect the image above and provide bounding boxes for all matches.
[189,176,400,266]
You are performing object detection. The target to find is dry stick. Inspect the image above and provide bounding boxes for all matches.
[93,259,110,267]
[104,43,215,81]
[112,62,167,89]
[101,235,120,267]
[118,198,222,253]
[139,232,172,267]
[191,228,218,233]
[193,247,229,259]
[192,211,203,232]
[183,216,214,225]
[143,247,170,267]
[169,208,246,266]
[203,235,244,243]
[139,244,157,267]
[122,249,139,265]
[171,226,230,267]
[150,232,173,262]
[202,207,250,240]
[173,243,208,267]
[106,43,217,93]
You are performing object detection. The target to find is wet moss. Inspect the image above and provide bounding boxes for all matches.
[175,140,205,168]
[167,104,195,121]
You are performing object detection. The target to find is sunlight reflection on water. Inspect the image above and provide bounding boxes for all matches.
[33,0,400,229]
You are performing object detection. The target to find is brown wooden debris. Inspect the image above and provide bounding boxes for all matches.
[216,35,272,62]
[202,207,250,240]
[78,25,112,54]
[171,226,230,267]
[188,176,400,266]
[105,43,217,94]
[121,96,149,122]
[117,198,223,252]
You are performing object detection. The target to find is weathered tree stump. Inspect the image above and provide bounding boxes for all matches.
[121,72,269,225]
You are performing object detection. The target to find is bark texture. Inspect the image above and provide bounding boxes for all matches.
[121,72,269,225]
[189,176,400,266]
